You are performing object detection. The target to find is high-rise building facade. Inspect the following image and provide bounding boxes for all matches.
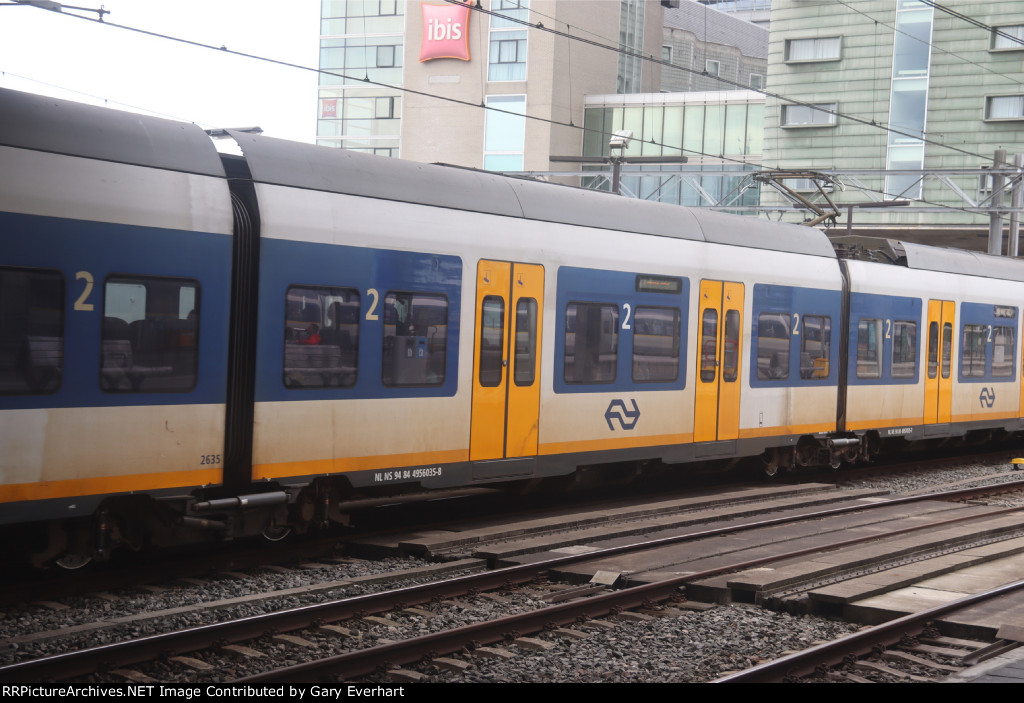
[661,1,768,93]
[763,0,1024,236]
[317,1,665,171]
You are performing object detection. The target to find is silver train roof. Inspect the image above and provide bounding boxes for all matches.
[832,236,1024,283]
[0,87,225,178]
[229,131,838,259]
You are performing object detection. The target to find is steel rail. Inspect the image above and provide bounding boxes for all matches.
[3,479,1023,682]
[714,578,1024,683]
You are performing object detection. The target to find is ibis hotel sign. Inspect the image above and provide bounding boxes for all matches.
[420,2,471,62]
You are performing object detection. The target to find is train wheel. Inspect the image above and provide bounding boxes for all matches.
[54,553,92,570]
[761,447,789,478]
[262,524,292,542]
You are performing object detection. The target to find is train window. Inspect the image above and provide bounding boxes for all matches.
[756,312,790,380]
[927,321,938,379]
[513,298,538,387]
[891,321,917,379]
[479,296,505,387]
[856,319,882,379]
[942,322,952,378]
[723,310,740,382]
[962,324,987,377]
[101,276,199,393]
[283,286,359,389]
[800,315,831,379]
[0,267,64,395]
[382,292,448,387]
[564,302,618,384]
[632,306,680,383]
[699,309,718,382]
[992,326,1015,377]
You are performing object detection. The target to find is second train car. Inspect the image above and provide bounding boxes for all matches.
[2,88,1023,566]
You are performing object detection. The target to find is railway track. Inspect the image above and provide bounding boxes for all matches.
[5,475,1024,683]
[717,580,1024,683]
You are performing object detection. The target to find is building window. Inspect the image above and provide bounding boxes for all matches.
[376,45,395,68]
[785,37,841,62]
[749,74,764,89]
[705,59,720,77]
[488,0,529,82]
[992,25,1024,50]
[617,0,646,93]
[484,94,526,171]
[781,103,836,127]
[375,96,395,119]
[662,45,672,63]
[986,95,1024,120]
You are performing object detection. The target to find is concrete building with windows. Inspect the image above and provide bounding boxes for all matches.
[763,0,1024,240]
[694,0,771,27]
[317,0,665,171]
[661,0,768,93]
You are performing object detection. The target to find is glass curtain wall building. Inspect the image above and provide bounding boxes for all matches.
[318,0,405,156]
[583,91,764,208]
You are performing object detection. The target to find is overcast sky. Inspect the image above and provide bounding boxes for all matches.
[0,1,321,143]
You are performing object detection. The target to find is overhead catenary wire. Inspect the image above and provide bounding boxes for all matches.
[6,3,1010,219]
[445,0,995,163]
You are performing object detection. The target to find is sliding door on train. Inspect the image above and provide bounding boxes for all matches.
[469,260,544,461]
[924,299,954,425]
[694,280,745,443]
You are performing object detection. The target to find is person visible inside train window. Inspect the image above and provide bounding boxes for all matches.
[299,323,321,345]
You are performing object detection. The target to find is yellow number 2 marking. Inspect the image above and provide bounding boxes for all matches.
[74,271,95,311]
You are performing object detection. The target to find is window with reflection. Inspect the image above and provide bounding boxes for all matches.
[992,326,1015,377]
[479,296,504,387]
[756,312,790,380]
[856,319,882,379]
[382,292,448,387]
[891,321,917,379]
[699,309,718,382]
[564,302,618,384]
[632,306,680,383]
[800,315,831,379]
[514,298,538,386]
[962,324,986,378]
[101,276,199,393]
[283,285,359,389]
[927,321,939,379]
[0,266,64,395]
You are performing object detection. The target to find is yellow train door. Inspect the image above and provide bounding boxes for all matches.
[924,299,954,425]
[694,280,744,443]
[470,260,544,461]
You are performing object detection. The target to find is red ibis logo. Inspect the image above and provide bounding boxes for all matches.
[420,3,471,62]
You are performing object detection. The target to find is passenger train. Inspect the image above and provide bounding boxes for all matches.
[3,88,1023,567]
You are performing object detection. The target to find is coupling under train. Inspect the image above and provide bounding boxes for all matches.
[2,88,1023,566]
